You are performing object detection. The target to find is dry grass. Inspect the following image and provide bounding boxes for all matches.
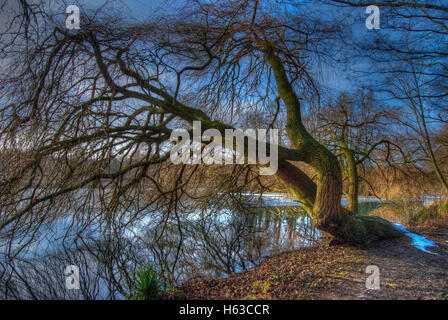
[372,200,448,228]
[173,244,362,300]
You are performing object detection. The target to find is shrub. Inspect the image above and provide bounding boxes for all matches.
[129,264,162,300]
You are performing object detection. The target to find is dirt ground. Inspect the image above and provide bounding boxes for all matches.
[175,224,448,300]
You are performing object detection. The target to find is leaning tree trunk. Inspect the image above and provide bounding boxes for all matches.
[340,141,359,213]
[261,43,402,245]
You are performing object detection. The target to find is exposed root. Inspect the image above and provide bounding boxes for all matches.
[327,214,405,246]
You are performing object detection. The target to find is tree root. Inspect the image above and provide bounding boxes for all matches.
[327,214,405,246]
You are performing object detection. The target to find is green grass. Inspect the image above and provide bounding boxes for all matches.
[129,264,162,300]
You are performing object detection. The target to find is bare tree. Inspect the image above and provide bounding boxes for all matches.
[306,91,410,212]
[328,0,448,195]
[0,0,403,262]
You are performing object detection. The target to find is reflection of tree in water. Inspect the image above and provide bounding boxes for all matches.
[245,206,320,258]
[0,234,148,299]
[0,193,319,299]
[161,194,320,282]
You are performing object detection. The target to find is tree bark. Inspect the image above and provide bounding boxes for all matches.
[341,141,359,213]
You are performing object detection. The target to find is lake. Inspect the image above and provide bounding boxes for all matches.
[0,193,381,299]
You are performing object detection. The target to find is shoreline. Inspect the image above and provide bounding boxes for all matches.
[167,223,448,300]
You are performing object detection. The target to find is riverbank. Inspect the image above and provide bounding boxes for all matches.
[171,223,448,300]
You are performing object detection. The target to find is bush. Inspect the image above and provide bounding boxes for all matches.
[129,264,162,300]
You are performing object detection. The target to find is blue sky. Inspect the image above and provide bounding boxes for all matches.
[75,0,178,20]
[2,0,442,120]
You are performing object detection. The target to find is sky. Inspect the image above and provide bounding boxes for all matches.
[0,0,444,128]
[0,0,368,95]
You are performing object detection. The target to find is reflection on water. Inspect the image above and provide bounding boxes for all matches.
[392,223,437,254]
[246,193,381,210]
[144,203,321,283]
[0,193,381,299]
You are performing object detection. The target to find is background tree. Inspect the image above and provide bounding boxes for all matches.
[305,91,407,212]
[328,0,448,195]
